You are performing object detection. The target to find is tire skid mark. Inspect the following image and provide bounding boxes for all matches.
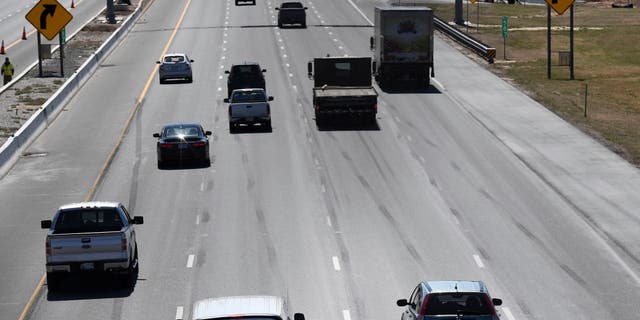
[379,204,426,266]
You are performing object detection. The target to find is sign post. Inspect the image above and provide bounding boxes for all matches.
[25,0,73,77]
[544,0,576,79]
[502,16,508,60]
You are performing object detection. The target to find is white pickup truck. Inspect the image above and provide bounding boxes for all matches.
[224,88,274,133]
[40,201,144,291]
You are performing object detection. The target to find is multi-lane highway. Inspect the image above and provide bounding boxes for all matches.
[1,0,639,319]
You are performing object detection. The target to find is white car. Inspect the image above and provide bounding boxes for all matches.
[192,295,305,320]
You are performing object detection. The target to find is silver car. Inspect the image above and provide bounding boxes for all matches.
[192,295,305,320]
[156,53,194,84]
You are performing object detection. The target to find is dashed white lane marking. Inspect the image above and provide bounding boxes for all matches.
[175,306,184,320]
[200,182,205,191]
[503,307,516,320]
[473,254,485,268]
[394,116,400,122]
[196,215,201,225]
[332,256,341,271]
[327,216,332,227]
[187,254,195,268]
[407,135,413,142]
[419,156,425,164]
[342,309,351,320]
[321,184,326,193]
[345,0,373,26]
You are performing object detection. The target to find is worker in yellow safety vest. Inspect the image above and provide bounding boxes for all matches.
[2,57,15,85]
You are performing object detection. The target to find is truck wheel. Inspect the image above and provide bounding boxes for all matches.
[265,120,272,131]
[229,123,236,134]
[47,272,62,292]
[278,21,283,28]
[159,78,166,85]
[157,159,165,169]
[122,248,139,288]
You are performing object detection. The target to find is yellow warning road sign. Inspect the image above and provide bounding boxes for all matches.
[545,0,575,15]
[25,0,73,41]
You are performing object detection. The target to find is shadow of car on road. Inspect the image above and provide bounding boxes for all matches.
[316,119,381,132]
[378,84,441,95]
[46,274,140,301]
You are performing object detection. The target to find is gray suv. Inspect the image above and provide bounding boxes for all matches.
[157,53,194,84]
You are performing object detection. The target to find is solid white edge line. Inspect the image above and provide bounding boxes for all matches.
[332,256,341,271]
[502,307,516,320]
[187,254,195,268]
[473,254,485,268]
[342,309,351,320]
[175,306,184,320]
[327,216,332,227]
[196,215,200,225]
[432,78,444,91]
[345,0,373,26]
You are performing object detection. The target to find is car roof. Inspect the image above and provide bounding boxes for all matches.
[58,201,120,210]
[162,122,202,129]
[421,281,489,294]
[163,53,187,57]
[231,62,261,67]
[192,295,284,320]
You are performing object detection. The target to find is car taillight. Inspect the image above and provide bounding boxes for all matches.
[314,105,320,110]
[191,141,206,147]
[484,295,497,315]
[46,238,51,257]
[159,143,174,149]
[373,103,378,110]
[419,295,429,316]
[121,234,127,252]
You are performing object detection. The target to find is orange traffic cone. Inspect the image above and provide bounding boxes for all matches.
[71,0,75,8]
[22,27,27,40]
[0,40,5,55]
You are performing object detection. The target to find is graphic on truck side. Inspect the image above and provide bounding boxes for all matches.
[382,12,429,63]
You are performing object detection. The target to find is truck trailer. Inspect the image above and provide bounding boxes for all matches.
[371,6,434,90]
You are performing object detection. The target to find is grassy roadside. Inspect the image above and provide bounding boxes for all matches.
[426,1,640,166]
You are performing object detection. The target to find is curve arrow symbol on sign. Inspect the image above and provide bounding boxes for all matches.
[40,4,57,29]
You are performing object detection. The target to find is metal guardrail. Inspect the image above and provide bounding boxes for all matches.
[434,16,496,63]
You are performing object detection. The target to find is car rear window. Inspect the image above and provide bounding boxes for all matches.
[164,55,185,63]
[424,292,492,315]
[232,65,261,74]
[282,2,303,8]
[232,90,266,102]
[54,209,124,234]
[163,126,201,138]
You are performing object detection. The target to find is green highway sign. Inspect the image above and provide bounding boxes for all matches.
[502,16,508,38]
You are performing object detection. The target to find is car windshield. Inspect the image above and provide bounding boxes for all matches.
[53,209,124,234]
[164,126,201,138]
[424,293,492,316]
[232,91,266,102]
[164,55,186,63]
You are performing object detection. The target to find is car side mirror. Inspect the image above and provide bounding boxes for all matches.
[156,61,161,64]
[223,98,230,103]
[275,7,279,10]
[304,7,308,9]
[293,313,305,320]
[372,61,377,74]
[370,36,375,50]
[132,216,144,225]
[262,69,267,72]
[190,59,194,63]
[268,96,274,101]
[492,298,502,306]
[307,61,313,78]
[225,70,230,74]
[396,299,408,307]
[41,220,52,229]
[205,131,212,135]
[153,133,160,138]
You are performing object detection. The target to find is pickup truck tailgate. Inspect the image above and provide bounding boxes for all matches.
[48,232,126,263]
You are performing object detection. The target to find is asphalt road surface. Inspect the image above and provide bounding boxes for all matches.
[1,0,639,319]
